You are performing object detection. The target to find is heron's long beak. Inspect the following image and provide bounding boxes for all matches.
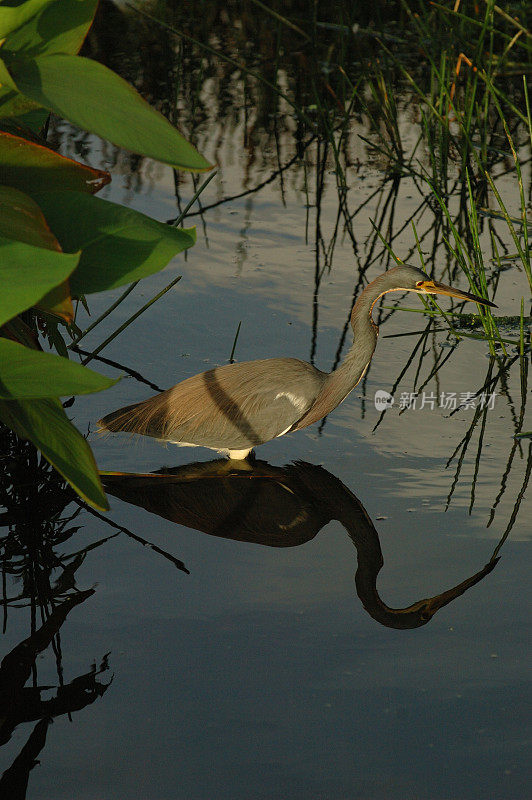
[421,280,497,308]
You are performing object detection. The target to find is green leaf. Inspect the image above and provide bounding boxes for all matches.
[0,338,118,398]
[0,0,55,39]
[0,0,98,117]
[0,183,77,321]
[0,52,213,171]
[0,183,60,248]
[12,107,50,132]
[0,87,42,120]
[33,190,196,294]
[0,395,109,510]
[0,130,111,193]
[2,0,98,57]
[0,235,79,326]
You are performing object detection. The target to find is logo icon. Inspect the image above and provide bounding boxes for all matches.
[374,390,394,411]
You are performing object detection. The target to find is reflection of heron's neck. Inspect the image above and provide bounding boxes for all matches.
[332,496,435,629]
[333,494,498,629]
[354,561,435,630]
[291,469,427,629]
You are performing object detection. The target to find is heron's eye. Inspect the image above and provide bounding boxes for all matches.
[415,280,424,288]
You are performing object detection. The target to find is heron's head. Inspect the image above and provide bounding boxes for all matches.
[388,264,497,307]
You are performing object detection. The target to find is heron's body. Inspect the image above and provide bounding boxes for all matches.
[102,357,328,458]
[98,266,494,457]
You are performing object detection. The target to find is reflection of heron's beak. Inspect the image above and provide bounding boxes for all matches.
[421,280,497,308]
[419,557,500,620]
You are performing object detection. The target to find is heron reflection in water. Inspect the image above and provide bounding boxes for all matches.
[102,459,498,630]
[99,266,495,459]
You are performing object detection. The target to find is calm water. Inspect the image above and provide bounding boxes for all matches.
[1,4,530,799]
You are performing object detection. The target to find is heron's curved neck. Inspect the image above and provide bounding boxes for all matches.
[329,273,387,386]
[350,270,394,335]
[293,274,390,430]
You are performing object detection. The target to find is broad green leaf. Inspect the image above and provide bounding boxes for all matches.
[0,0,55,38]
[0,0,98,116]
[0,131,111,193]
[2,0,98,57]
[0,395,109,510]
[0,52,213,171]
[0,183,74,320]
[12,107,50,132]
[0,87,42,120]
[0,338,118,398]
[33,190,196,294]
[0,184,59,248]
[0,55,15,86]
[0,54,42,118]
[0,235,79,325]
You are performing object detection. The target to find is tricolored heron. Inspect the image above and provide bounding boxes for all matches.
[98,265,495,458]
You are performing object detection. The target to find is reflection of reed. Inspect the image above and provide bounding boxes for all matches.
[0,421,190,790]
[0,426,114,789]
[370,340,529,533]
[102,458,499,630]
[443,354,530,536]
[0,591,110,794]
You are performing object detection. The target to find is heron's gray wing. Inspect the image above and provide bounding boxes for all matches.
[100,358,326,450]
[161,357,325,449]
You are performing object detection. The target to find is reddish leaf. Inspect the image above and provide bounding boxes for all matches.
[0,131,111,194]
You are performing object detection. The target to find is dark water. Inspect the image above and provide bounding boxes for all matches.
[1,3,530,799]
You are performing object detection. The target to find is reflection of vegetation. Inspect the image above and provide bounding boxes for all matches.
[0,0,210,510]
[371,343,529,528]
[0,420,188,793]
[0,423,110,794]
[0,593,110,798]
[102,457,502,629]
[445,354,531,534]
